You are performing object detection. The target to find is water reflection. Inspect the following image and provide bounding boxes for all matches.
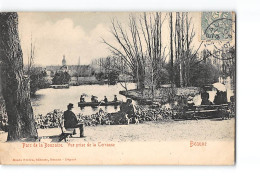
[31,83,136,116]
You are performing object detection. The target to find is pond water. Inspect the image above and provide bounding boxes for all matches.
[31,83,136,116]
[31,83,234,117]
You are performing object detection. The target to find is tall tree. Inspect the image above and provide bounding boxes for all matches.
[0,12,38,141]
[102,15,146,89]
[103,12,166,91]
[174,12,196,87]
[169,12,174,85]
[141,12,166,98]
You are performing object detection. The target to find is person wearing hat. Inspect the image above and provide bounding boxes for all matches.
[63,103,85,137]
[80,95,85,102]
[120,99,137,124]
[103,96,108,103]
[113,95,118,102]
[91,95,98,102]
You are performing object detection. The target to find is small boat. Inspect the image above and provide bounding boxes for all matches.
[50,84,69,89]
[78,101,122,107]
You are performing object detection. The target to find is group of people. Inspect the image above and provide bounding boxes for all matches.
[185,89,228,108]
[50,87,233,139]
[66,94,120,137]
[36,92,233,140]
[63,97,138,136]
[80,94,118,103]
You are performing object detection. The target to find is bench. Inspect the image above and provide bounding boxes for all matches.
[184,104,229,120]
[57,118,76,142]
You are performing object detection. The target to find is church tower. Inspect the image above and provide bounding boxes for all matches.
[62,55,66,66]
[78,56,80,66]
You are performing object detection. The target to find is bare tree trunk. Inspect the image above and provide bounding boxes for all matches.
[175,12,184,87]
[180,13,185,87]
[169,12,174,85]
[0,12,38,141]
[174,12,196,87]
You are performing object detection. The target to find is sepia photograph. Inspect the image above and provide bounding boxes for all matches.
[0,11,235,165]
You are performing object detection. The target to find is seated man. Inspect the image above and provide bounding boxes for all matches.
[187,95,195,108]
[201,92,212,105]
[91,95,98,102]
[80,95,85,102]
[120,99,137,124]
[113,95,118,102]
[213,90,227,105]
[63,103,85,137]
[103,96,108,103]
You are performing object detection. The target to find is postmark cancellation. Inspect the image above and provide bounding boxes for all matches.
[201,12,233,41]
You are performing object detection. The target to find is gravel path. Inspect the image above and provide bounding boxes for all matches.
[0,118,235,143]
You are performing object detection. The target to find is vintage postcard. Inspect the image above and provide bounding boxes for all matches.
[0,12,235,165]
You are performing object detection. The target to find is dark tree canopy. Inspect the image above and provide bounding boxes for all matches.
[95,72,106,81]
[108,70,119,85]
[169,60,219,87]
[52,71,71,85]
[27,68,50,95]
[189,62,220,87]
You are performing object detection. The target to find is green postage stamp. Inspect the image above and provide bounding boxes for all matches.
[201,12,233,41]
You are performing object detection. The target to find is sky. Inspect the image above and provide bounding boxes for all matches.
[18,12,234,66]
[18,12,130,66]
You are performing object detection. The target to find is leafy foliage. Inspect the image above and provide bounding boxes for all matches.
[221,46,236,79]
[108,70,119,85]
[52,71,71,85]
[29,68,50,95]
[168,60,219,87]
[189,61,220,87]
[95,72,106,81]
